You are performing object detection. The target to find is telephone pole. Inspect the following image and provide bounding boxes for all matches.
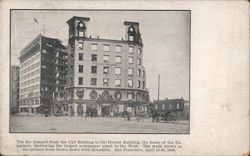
[157,74,160,101]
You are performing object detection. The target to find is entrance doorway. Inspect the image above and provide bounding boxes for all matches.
[77,105,83,116]
[101,106,111,116]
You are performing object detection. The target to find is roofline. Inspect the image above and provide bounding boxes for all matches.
[124,21,139,26]
[20,34,42,54]
[67,16,90,24]
[20,34,65,55]
[83,37,143,47]
[153,98,185,102]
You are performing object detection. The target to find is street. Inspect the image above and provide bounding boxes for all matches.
[10,114,189,134]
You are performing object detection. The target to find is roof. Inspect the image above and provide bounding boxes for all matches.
[19,34,66,60]
[67,16,90,24]
[124,21,139,26]
[154,98,185,104]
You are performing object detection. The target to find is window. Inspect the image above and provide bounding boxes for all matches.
[137,69,141,77]
[137,58,141,65]
[91,44,98,50]
[78,65,83,73]
[79,31,84,37]
[129,36,134,41]
[115,67,121,75]
[91,78,97,85]
[70,78,73,85]
[103,45,110,52]
[162,104,165,110]
[143,71,145,78]
[137,80,141,88]
[129,47,134,53]
[169,104,172,109]
[70,65,73,71]
[42,49,47,54]
[78,77,83,85]
[79,53,83,61]
[138,48,142,55]
[103,55,110,62]
[91,54,97,62]
[91,66,97,74]
[128,57,133,64]
[115,46,122,52]
[128,68,133,76]
[115,56,121,63]
[128,92,133,100]
[70,53,74,58]
[177,103,180,109]
[103,66,109,74]
[128,79,133,88]
[115,79,121,87]
[103,78,109,86]
[78,42,84,50]
[142,81,145,89]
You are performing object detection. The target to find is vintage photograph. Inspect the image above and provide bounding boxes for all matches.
[10,10,190,133]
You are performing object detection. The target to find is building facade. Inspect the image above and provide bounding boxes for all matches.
[10,65,20,114]
[63,16,149,116]
[19,35,67,114]
[151,98,185,119]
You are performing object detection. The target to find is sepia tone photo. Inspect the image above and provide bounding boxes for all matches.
[10,10,190,133]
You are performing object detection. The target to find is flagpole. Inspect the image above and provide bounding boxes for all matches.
[33,17,39,35]
[43,13,45,36]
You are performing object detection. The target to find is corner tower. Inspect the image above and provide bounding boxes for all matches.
[67,16,90,39]
[124,21,142,45]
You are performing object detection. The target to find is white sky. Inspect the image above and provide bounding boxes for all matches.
[11,10,190,101]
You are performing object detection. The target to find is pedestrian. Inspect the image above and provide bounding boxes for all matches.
[127,112,131,121]
[44,109,48,117]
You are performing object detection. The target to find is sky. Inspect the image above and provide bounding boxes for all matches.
[11,10,190,101]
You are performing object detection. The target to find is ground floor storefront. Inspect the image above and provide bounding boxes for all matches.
[19,104,41,114]
[52,101,148,117]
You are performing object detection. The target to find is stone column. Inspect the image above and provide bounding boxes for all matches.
[61,105,64,115]
[73,103,78,116]
[82,104,87,117]
[131,107,135,116]
[97,104,102,116]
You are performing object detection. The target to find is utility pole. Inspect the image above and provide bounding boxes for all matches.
[157,74,160,101]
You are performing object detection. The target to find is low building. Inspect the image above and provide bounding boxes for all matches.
[10,65,20,113]
[150,98,185,119]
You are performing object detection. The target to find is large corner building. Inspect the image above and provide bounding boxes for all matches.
[18,16,149,116]
[64,16,149,116]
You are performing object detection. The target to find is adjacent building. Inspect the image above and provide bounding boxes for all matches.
[10,65,20,113]
[63,16,149,116]
[19,35,67,114]
[151,98,185,119]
